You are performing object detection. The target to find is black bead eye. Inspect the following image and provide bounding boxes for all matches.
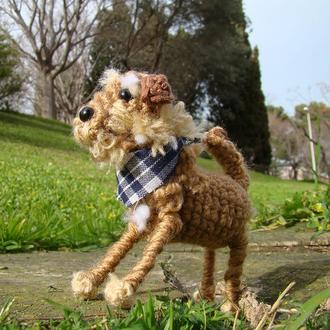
[119,88,133,102]
[79,106,94,122]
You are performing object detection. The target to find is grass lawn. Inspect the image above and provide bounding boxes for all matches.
[0,110,318,252]
[197,158,317,207]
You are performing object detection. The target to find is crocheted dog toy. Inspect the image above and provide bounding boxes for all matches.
[72,70,250,311]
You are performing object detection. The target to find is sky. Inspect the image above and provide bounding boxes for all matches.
[243,0,330,114]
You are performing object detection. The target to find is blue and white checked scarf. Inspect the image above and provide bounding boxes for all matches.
[116,137,193,207]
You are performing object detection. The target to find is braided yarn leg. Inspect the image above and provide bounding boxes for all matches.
[193,248,215,302]
[72,224,140,300]
[222,236,247,312]
[104,213,182,307]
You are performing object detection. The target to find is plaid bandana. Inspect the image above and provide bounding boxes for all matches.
[116,137,193,207]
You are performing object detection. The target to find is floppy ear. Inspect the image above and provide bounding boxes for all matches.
[140,74,174,111]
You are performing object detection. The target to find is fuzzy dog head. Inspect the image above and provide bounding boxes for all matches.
[73,69,200,168]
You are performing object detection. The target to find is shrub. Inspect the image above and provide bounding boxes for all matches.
[0,33,24,109]
[252,186,330,233]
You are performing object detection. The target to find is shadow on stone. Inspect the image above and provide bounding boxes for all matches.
[252,258,330,304]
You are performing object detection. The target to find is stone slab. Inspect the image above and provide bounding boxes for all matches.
[0,239,329,320]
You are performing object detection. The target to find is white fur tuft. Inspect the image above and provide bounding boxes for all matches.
[134,133,148,145]
[133,204,150,232]
[124,204,150,232]
[169,136,178,150]
[120,73,140,97]
[99,68,119,86]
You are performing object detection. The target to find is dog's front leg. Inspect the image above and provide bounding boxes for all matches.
[103,212,182,308]
[72,223,140,300]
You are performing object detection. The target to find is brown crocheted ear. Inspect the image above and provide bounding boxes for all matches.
[140,74,174,111]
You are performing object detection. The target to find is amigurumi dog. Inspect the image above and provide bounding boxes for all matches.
[71,69,251,311]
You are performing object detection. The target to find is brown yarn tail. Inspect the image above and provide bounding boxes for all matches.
[203,127,249,191]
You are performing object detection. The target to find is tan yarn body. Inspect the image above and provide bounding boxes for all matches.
[72,127,250,310]
[71,70,250,311]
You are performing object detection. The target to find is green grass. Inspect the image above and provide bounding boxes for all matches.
[1,296,245,329]
[198,158,317,208]
[0,111,124,252]
[1,293,329,329]
[0,110,318,252]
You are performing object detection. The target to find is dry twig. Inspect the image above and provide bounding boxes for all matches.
[255,281,295,330]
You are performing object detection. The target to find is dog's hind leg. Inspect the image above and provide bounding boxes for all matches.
[71,223,140,300]
[193,248,216,302]
[103,213,182,308]
[221,233,248,312]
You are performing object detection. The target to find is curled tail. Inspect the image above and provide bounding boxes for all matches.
[203,127,249,191]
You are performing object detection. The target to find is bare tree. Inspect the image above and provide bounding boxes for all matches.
[295,102,330,179]
[268,103,330,181]
[268,106,307,179]
[92,0,186,71]
[55,58,87,123]
[0,0,105,119]
[84,0,191,100]
[125,0,185,72]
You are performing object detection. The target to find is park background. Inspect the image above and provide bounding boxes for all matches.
[0,0,329,329]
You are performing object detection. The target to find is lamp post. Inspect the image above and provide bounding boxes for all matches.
[303,106,317,183]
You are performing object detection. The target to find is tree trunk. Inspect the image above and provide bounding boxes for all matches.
[292,163,298,180]
[41,73,56,119]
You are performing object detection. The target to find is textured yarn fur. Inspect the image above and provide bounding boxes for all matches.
[72,70,251,311]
